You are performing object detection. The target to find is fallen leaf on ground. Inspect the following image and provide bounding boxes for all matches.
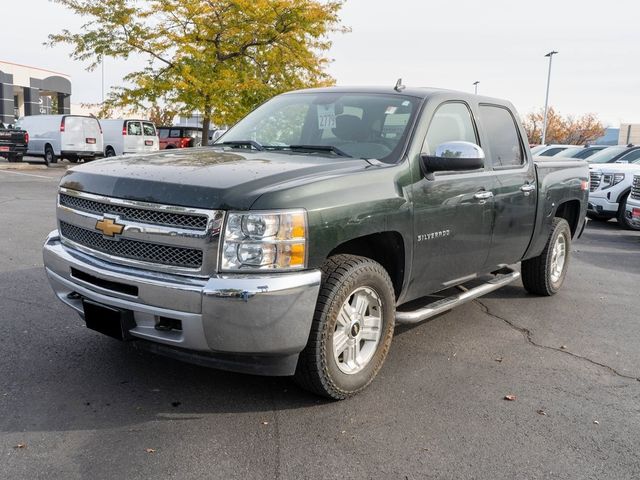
[593,420,599,425]
[261,421,269,425]
[494,357,504,363]
[504,395,517,401]
[536,409,547,416]
[13,444,26,449]
[560,345,567,350]
[145,448,156,454]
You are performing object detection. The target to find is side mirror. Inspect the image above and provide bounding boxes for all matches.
[421,141,485,174]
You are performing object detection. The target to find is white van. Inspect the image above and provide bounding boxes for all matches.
[17,115,104,165]
[101,119,159,157]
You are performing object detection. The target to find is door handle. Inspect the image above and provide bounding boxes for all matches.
[520,183,536,193]
[473,191,494,200]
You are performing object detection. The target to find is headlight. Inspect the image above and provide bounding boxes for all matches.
[602,173,625,189]
[221,210,307,271]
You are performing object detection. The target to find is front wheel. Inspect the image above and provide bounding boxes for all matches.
[294,254,396,400]
[521,218,572,296]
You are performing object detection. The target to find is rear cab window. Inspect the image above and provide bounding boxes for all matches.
[478,105,524,168]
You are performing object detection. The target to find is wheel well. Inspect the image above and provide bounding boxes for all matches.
[328,232,405,298]
[555,200,581,236]
[105,145,115,153]
[45,143,53,152]
[616,188,631,205]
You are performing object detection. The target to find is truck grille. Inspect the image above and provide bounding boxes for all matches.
[59,193,209,230]
[57,188,223,275]
[60,221,203,269]
[589,171,602,192]
[632,175,640,200]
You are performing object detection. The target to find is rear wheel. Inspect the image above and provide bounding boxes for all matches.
[521,218,571,296]
[616,193,640,231]
[44,145,56,166]
[105,147,116,157]
[294,254,395,400]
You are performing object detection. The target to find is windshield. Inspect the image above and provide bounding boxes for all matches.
[555,147,583,158]
[588,146,628,163]
[217,92,420,162]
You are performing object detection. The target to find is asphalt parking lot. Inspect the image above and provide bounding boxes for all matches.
[1,164,639,480]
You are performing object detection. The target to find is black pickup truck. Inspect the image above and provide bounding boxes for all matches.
[0,123,28,162]
[43,85,589,399]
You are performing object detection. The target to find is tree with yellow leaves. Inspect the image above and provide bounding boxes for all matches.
[523,107,605,145]
[49,0,347,141]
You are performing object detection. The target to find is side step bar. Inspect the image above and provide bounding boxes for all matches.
[395,268,521,324]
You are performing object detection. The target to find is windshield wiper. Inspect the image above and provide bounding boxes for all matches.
[218,140,264,151]
[286,144,352,158]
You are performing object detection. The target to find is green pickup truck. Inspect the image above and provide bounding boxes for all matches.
[43,86,589,399]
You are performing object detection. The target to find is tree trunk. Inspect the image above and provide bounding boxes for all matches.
[202,115,211,146]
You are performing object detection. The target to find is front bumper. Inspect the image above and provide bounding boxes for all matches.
[587,193,618,216]
[624,197,640,228]
[43,231,321,375]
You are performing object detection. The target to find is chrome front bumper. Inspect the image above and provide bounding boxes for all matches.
[43,231,322,375]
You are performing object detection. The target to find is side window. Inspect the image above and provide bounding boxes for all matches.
[127,121,142,136]
[618,149,640,163]
[540,147,564,157]
[479,105,524,167]
[169,129,181,138]
[422,103,477,155]
[158,128,169,138]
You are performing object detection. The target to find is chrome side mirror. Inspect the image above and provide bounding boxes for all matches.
[421,141,486,174]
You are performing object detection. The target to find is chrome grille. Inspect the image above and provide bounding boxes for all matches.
[59,193,208,230]
[57,188,223,276]
[60,221,203,268]
[589,171,602,192]
[632,175,640,200]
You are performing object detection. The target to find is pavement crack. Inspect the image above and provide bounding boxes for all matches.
[475,299,640,383]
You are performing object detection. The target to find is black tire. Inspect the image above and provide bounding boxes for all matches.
[616,193,640,231]
[294,254,396,400]
[6,154,16,163]
[105,147,116,158]
[521,218,572,296]
[44,145,56,166]
[15,154,23,162]
[586,213,610,222]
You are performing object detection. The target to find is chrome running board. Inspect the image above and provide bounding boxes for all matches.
[395,268,520,324]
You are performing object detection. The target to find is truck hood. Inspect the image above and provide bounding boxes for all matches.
[60,147,377,210]
[589,162,640,173]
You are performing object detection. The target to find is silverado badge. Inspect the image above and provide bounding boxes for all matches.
[95,217,125,238]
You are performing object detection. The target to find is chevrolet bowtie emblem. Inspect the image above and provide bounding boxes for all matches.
[95,217,125,237]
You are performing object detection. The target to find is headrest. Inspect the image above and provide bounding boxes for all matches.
[333,115,367,142]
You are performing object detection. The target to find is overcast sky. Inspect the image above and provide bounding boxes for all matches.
[3,0,639,126]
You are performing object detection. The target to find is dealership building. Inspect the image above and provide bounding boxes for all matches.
[0,60,71,124]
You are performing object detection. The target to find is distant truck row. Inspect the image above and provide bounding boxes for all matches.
[4,115,225,166]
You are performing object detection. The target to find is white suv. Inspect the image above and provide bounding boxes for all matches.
[624,174,640,229]
[588,155,640,230]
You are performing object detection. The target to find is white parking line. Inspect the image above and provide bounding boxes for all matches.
[0,170,57,180]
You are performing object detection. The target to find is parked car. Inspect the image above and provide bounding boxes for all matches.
[101,119,159,157]
[16,115,103,165]
[588,154,640,229]
[43,86,588,399]
[553,145,608,160]
[623,174,640,229]
[0,122,28,162]
[207,128,227,145]
[530,144,580,157]
[157,126,202,149]
[587,144,640,164]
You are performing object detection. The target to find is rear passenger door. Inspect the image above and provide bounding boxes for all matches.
[479,104,537,267]
[409,101,495,296]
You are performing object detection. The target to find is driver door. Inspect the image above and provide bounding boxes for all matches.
[409,101,495,297]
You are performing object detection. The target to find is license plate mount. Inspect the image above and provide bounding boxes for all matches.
[82,299,135,340]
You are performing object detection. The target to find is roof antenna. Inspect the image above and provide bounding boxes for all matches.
[394,78,405,92]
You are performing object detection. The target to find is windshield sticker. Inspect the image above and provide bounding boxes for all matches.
[385,106,398,115]
[317,104,336,129]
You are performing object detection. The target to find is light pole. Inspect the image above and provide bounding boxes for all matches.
[541,50,558,145]
[473,81,479,94]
